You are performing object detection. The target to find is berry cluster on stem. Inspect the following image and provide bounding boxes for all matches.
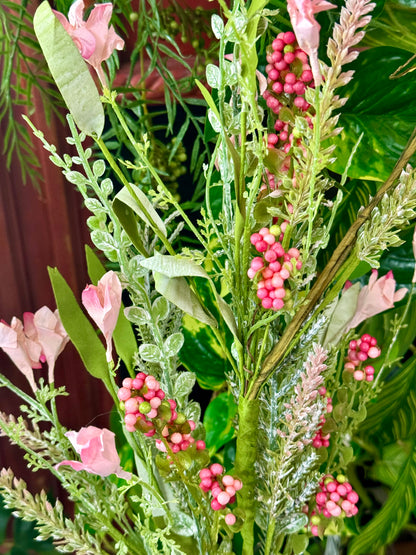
[306,474,359,536]
[199,463,242,525]
[118,373,206,453]
[263,31,315,156]
[344,334,381,382]
[248,226,302,311]
[311,387,333,449]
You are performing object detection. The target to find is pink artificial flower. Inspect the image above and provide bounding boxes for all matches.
[56,426,131,480]
[53,0,124,86]
[287,0,336,86]
[23,307,69,384]
[345,270,407,331]
[81,271,122,362]
[0,317,42,393]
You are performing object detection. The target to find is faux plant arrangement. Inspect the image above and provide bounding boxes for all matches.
[1,0,416,553]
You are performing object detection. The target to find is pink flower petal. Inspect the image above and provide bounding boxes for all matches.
[82,271,122,362]
[57,426,131,480]
[345,270,407,331]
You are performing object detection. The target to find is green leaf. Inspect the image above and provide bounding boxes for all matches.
[112,197,148,256]
[114,184,167,237]
[203,392,237,452]
[363,1,416,54]
[142,254,238,339]
[154,273,217,327]
[164,332,184,357]
[370,441,412,488]
[359,355,416,441]
[174,372,196,401]
[47,267,111,390]
[348,441,416,555]
[33,1,104,136]
[139,344,162,363]
[180,314,230,389]
[85,245,137,374]
[327,47,416,181]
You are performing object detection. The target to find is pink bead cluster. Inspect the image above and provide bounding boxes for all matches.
[118,373,206,454]
[306,475,359,536]
[199,463,242,526]
[312,387,333,449]
[344,334,381,382]
[248,226,302,311]
[263,31,314,154]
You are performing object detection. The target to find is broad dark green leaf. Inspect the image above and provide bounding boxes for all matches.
[358,355,416,440]
[48,267,111,390]
[327,47,416,181]
[33,1,104,137]
[85,245,137,374]
[370,441,412,488]
[203,392,237,452]
[363,0,416,54]
[180,314,230,389]
[348,441,416,555]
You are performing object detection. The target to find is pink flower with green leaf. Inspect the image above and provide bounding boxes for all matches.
[53,0,124,86]
[287,0,336,85]
[81,270,122,362]
[56,426,131,480]
[0,317,42,393]
[345,269,407,331]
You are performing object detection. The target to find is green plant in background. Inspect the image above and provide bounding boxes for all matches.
[1,0,416,554]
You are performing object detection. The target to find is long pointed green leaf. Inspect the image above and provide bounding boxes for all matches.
[348,442,416,555]
[33,1,104,137]
[48,267,111,389]
[84,245,137,374]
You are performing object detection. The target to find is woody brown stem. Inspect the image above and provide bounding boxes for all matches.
[248,125,416,400]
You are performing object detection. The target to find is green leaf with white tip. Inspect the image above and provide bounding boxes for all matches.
[33,1,104,137]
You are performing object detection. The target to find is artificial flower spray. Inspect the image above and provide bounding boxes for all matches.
[1,0,416,554]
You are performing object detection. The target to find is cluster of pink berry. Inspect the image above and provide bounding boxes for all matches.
[118,373,206,454]
[199,463,242,525]
[312,387,333,449]
[248,225,302,311]
[344,334,381,382]
[305,475,359,536]
[263,31,314,154]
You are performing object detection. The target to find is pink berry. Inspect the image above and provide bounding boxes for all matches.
[272,81,283,94]
[250,233,262,245]
[272,298,284,310]
[233,479,243,491]
[368,346,381,358]
[225,513,236,526]
[262,297,273,309]
[265,250,278,263]
[217,491,231,505]
[118,387,131,401]
[210,463,224,476]
[283,31,296,44]
[196,440,206,450]
[251,257,264,272]
[284,51,296,64]
[272,38,285,51]
[353,370,365,381]
[301,69,313,82]
[347,491,359,504]
[211,499,222,511]
[256,240,268,253]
